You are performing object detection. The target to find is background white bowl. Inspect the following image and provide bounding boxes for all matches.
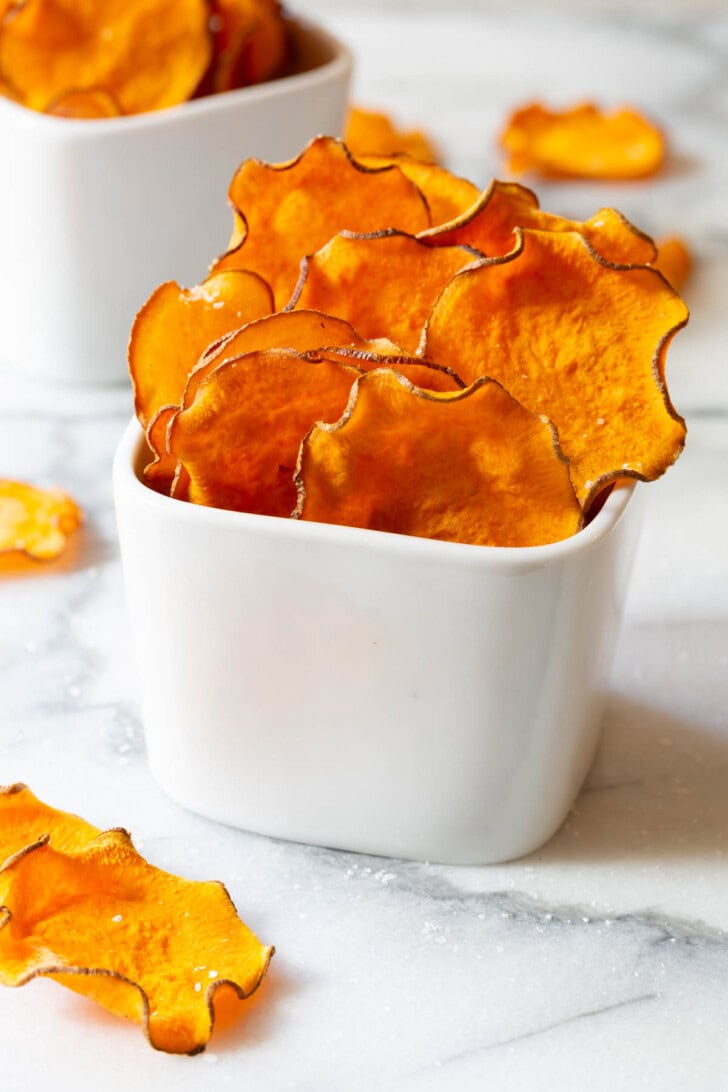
[114,421,644,865]
[0,19,351,386]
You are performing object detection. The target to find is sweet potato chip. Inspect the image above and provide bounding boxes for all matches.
[142,405,179,495]
[0,784,99,866]
[45,87,122,119]
[213,137,432,306]
[289,230,479,353]
[129,269,273,429]
[500,102,665,180]
[170,349,362,516]
[344,106,439,164]
[208,0,287,92]
[0,827,272,1054]
[0,0,212,115]
[654,235,693,292]
[294,369,581,546]
[423,228,687,507]
[358,155,480,230]
[419,178,656,266]
[0,480,82,560]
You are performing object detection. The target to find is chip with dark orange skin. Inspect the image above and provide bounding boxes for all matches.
[344,106,440,164]
[654,235,693,292]
[169,348,363,517]
[0,826,273,1055]
[358,154,480,229]
[142,405,179,495]
[212,137,432,306]
[288,230,479,354]
[207,0,288,93]
[0,784,99,866]
[0,0,212,116]
[294,369,582,547]
[423,228,687,508]
[419,178,656,266]
[0,480,82,561]
[129,269,273,430]
[499,102,665,181]
[45,87,122,118]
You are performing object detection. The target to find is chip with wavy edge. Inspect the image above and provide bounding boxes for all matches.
[358,154,480,229]
[500,102,665,180]
[0,0,212,115]
[212,137,432,307]
[0,480,82,561]
[289,230,480,354]
[0,826,272,1055]
[294,369,581,547]
[129,269,273,431]
[422,228,687,508]
[418,178,656,266]
[0,784,99,866]
[344,107,440,165]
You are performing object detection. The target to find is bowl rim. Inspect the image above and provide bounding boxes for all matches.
[0,16,351,136]
[114,418,638,573]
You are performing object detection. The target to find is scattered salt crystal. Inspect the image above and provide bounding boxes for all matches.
[112,914,123,923]
[208,970,218,979]
[194,982,202,993]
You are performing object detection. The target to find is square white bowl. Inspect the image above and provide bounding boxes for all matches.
[0,18,351,386]
[114,420,644,865]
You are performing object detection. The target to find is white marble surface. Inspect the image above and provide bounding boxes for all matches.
[1,3,728,1088]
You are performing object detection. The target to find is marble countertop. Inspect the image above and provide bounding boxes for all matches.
[2,3,728,1089]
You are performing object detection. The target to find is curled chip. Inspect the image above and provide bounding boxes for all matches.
[423,228,687,508]
[0,812,272,1054]
[499,102,665,180]
[344,106,440,164]
[654,235,693,292]
[0,0,212,116]
[45,87,122,119]
[143,405,179,495]
[212,136,431,306]
[129,269,273,430]
[0,784,99,865]
[0,480,82,561]
[294,369,582,547]
[419,178,656,266]
[169,348,363,516]
[288,230,480,353]
[208,0,288,93]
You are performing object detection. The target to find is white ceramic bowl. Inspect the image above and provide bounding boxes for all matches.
[0,19,351,386]
[114,420,643,865]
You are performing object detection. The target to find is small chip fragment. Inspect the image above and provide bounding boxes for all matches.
[294,369,582,547]
[419,178,656,265]
[0,0,213,116]
[289,230,479,353]
[0,480,82,561]
[169,348,363,516]
[423,228,687,507]
[0,824,273,1054]
[129,269,273,430]
[653,235,693,293]
[212,136,431,306]
[344,106,440,164]
[499,102,665,180]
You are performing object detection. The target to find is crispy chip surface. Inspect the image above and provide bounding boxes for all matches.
[0,827,272,1054]
[295,369,581,546]
[500,102,665,180]
[289,230,479,354]
[0,0,212,115]
[0,480,82,560]
[423,228,687,506]
[0,784,99,866]
[213,137,432,306]
[654,235,693,292]
[170,348,362,517]
[344,107,439,164]
[129,270,273,429]
[358,155,480,229]
[420,178,656,265]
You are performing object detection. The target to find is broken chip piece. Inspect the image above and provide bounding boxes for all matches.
[499,101,665,180]
[0,480,82,561]
[294,369,582,547]
[0,787,273,1054]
